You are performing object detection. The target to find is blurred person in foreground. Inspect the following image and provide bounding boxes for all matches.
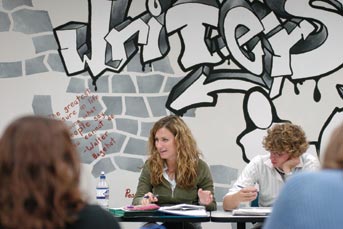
[223,123,320,210]
[132,115,216,229]
[264,122,343,229]
[0,116,121,229]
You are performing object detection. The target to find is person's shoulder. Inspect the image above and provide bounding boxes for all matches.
[198,158,207,164]
[301,153,320,167]
[197,158,210,173]
[250,154,268,163]
[286,170,343,192]
[301,152,319,161]
[143,159,150,165]
[286,170,330,186]
[280,171,317,193]
[291,170,318,180]
[78,204,115,219]
[307,169,343,181]
[197,158,210,168]
[141,159,151,171]
[199,158,213,168]
[80,204,106,213]
[69,204,120,229]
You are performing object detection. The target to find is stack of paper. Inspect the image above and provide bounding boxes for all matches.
[232,207,272,216]
[158,204,208,216]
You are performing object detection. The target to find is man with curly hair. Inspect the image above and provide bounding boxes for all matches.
[264,122,343,229]
[223,123,320,211]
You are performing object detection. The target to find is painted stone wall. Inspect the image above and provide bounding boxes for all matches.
[1,3,343,229]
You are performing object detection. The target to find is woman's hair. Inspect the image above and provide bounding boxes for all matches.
[322,122,343,169]
[0,116,85,228]
[148,115,201,188]
[263,123,309,157]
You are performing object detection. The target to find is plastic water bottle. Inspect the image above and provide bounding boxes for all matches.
[96,171,109,209]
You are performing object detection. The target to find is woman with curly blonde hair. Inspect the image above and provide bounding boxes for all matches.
[0,116,120,229]
[223,123,320,212]
[132,115,216,229]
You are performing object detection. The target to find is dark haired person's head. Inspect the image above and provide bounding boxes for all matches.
[0,116,84,228]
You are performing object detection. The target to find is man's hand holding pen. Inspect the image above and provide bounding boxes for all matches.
[141,192,159,205]
[236,185,258,202]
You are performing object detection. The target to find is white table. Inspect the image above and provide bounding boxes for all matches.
[210,210,268,229]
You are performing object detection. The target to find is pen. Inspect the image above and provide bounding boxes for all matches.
[143,194,159,199]
[238,185,258,193]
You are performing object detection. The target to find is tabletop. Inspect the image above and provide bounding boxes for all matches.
[110,208,211,223]
[110,208,268,229]
[210,210,268,229]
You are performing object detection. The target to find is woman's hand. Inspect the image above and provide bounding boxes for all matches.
[198,188,214,205]
[141,192,159,205]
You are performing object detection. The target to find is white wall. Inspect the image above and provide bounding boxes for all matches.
[1,1,343,229]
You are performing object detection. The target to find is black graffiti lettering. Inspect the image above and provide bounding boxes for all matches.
[53,0,343,112]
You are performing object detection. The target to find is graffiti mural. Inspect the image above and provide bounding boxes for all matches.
[54,0,343,158]
[1,0,343,211]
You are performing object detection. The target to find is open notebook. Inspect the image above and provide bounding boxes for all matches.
[232,207,272,216]
[158,204,208,216]
[110,203,208,217]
